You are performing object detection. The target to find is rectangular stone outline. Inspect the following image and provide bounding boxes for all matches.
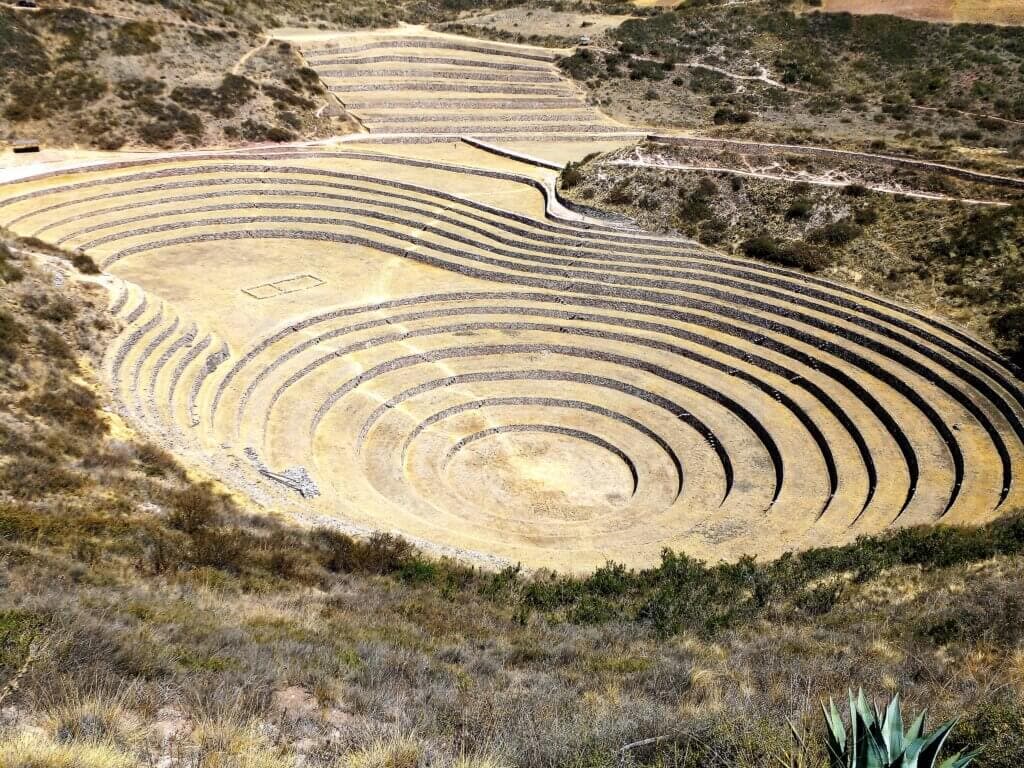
[242,274,324,300]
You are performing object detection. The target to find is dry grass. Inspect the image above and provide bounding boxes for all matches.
[0,731,135,768]
[0,234,1021,765]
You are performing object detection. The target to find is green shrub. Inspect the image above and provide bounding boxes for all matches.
[139,121,177,145]
[689,68,732,94]
[116,77,165,101]
[742,235,829,272]
[239,120,296,142]
[23,379,103,436]
[169,86,219,113]
[71,252,100,274]
[218,74,256,105]
[189,526,251,571]
[794,579,843,616]
[0,609,46,670]
[713,107,754,125]
[561,162,584,190]
[992,306,1024,367]
[853,205,879,225]
[34,295,76,324]
[946,696,1024,768]
[605,180,634,205]
[135,442,183,479]
[808,218,863,246]
[314,529,420,576]
[558,48,600,80]
[785,197,814,220]
[678,180,717,223]
[35,327,73,365]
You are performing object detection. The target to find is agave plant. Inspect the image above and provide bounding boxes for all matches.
[821,689,979,768]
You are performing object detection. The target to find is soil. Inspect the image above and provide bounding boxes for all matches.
[814,0,1024,26]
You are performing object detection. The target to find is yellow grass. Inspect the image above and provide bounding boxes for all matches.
[0,732,135,768]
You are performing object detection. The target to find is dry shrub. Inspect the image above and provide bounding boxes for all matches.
[166,484,223,534]
[71,252,100,275]
[135,441,184,479]
[315,530,416,575]
[0,456,84,499]
[22,377,103,437]
[0,309,25,362]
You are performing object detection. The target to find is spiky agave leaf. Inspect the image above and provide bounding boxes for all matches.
[819,691,976,768]
[850,689,864,768]
[905,710,927,745]
[904,719,960,768]
[937,748,981,768]
[881,694,904,762]
[822,698,847,768]
[854,689,889,768]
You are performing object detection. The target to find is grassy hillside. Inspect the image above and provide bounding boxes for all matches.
[559,0,1024,169]
[0,5,352,149]
[1,233,1023,766]
[0,0,639,150]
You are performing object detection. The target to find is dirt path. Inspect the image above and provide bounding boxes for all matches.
[626,50,1024,126]
[232,36,271,75]
[604,153,1011,206]
[10,1,232,33]
[647,134,1024,190]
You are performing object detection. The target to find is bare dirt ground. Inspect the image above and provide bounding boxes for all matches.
[815,0,1024,26]
[451,7,634,39]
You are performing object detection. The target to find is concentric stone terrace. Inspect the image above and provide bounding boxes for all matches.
[298,28,638,142]
[3,141,1022,569]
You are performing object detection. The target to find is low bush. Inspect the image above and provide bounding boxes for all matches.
[992,306,1024,367]
[605,180,634,205]
[170,74,255,120]
[239,120,296,142]
[22,378,103,436]
[111,21,161,56]
[166,484,222,534]
[0,310,25,362]
[560,162,584,190]
[0,245,24,283]
[785,196,814,220]
[742,234,829,272]
[218,73,257,105]
[946,696,1024,768]
[315,529,419,576]
[71,252,100,274]
[808,218,863,246]
[853,204,879,225]
[558,48,601,80]
[0,456,84,499]
[713,107,754,125]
